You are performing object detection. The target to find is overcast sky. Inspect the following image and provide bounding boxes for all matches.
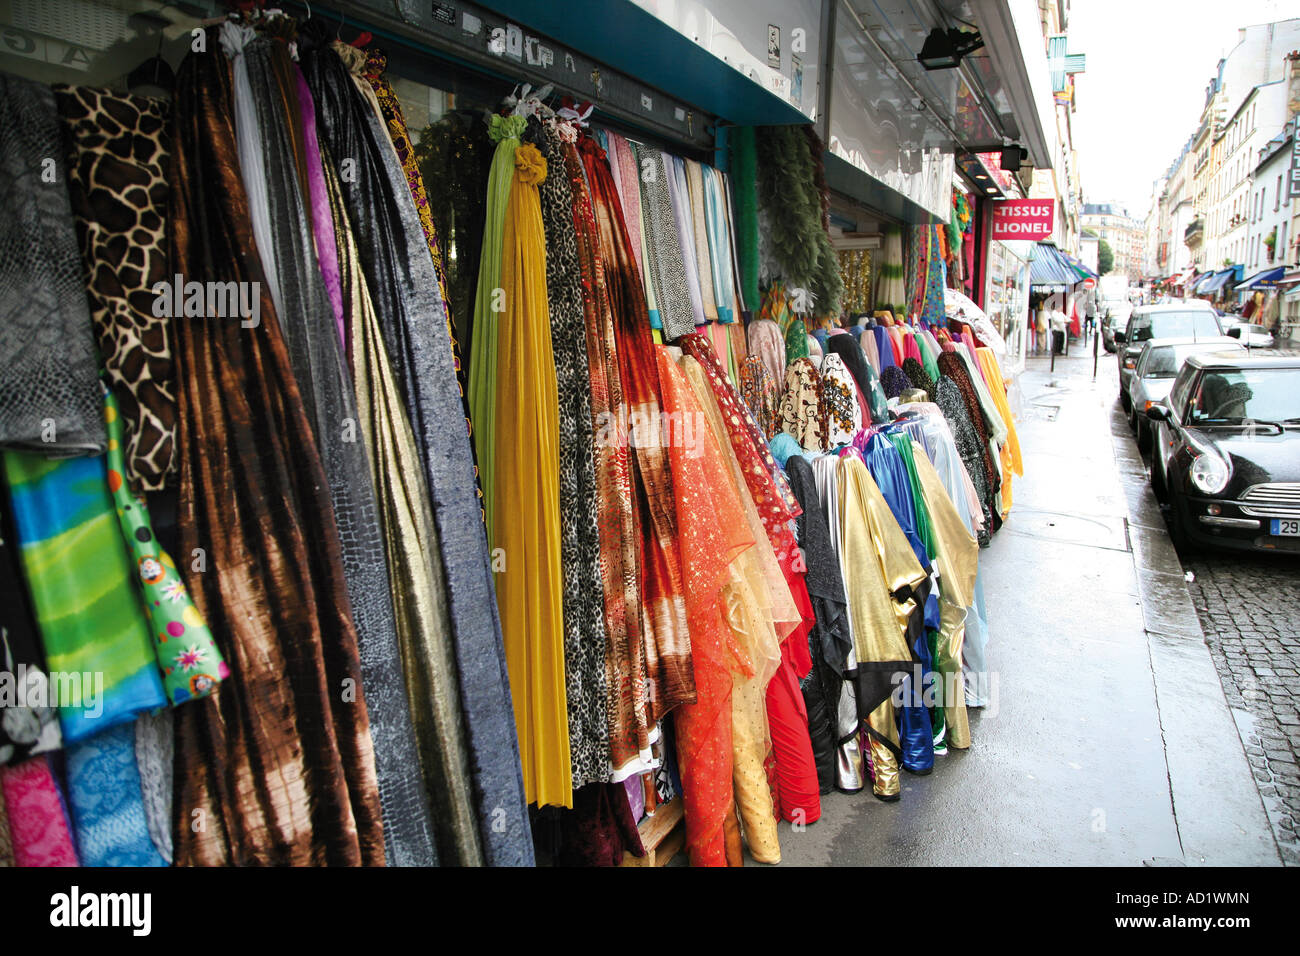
[1069,0,1293,221]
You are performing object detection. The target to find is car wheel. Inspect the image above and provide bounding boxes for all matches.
[1150,457,1166,503]
[1136,417,1151,453]
[1165,488,1198,556]
[1120,389,1131,413]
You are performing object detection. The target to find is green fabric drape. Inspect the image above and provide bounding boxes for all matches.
[469,114,524,546]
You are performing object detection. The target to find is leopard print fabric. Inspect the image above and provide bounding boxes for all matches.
[54,85,175,491]
[537,120,612,789]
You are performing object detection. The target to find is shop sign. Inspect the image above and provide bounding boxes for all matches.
[990,199,1055,241]
[1289,118,1300,200]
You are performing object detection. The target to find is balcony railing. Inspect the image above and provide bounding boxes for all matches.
[1184,219,1204,243]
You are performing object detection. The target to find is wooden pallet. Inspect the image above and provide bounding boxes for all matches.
[620,795,685,867]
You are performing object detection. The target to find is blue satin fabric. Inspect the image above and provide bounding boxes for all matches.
[860,433,930,571]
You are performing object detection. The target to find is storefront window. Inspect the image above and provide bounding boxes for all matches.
[985,240,1031,372]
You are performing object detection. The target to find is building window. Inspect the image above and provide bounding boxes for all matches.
[1277,175,1283,212]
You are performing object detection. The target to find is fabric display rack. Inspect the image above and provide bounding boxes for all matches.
[0,3,1022,869]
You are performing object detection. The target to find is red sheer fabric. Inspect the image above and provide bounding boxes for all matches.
[656,348,754,866]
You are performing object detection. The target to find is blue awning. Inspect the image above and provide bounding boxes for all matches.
[1030,243,1082,287]
[1192,270,1221,293]
[1237,266,1284,290]
[1198,266,1242,294]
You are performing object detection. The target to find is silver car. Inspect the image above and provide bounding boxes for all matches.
[1128,337,1244,450]
[1117,302,1223,411]
[1225,323,1275,348]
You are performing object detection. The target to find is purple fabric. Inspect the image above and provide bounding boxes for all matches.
[666,155,705,326]
[294,64,346,352]
[623,774,646,822]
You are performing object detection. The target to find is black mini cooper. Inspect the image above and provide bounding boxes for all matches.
[1146,350,1300,553]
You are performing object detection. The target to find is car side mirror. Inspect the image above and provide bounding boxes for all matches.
[1145,404,1169,423]
[1114,331,1126,344]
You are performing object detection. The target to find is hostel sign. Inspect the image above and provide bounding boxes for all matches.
[990,199,1055,241]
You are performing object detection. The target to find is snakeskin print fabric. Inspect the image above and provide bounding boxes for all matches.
[0,72,105,456]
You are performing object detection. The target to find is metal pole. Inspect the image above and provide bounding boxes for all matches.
[1092,315,1100,381]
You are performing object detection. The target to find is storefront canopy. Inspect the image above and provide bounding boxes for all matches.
[1197,265,1243,295]
[1237,266,1285,291]
[1030,242,1081,287]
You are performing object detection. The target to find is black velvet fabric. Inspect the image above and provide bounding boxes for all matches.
[784,455,850,795]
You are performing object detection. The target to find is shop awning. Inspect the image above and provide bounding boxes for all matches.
[1198,265,1243,294]
[1030,242,1081,287]
[1236,266,1285,290]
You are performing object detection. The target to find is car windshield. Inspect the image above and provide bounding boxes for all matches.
[1142,344,1244,379]
[1130,311,1220,343]
[1187,368,1300,424]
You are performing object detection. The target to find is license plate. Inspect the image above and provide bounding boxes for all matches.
[1271,519,1300,536]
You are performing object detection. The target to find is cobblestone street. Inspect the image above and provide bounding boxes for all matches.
[1179,549,1300,865]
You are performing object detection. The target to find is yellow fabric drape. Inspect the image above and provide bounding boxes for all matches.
[494,143,570,808]
[975,347,1023,517]
[682,355,789,863]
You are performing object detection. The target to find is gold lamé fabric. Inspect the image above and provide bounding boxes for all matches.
[837,455,926,664]
[494,143,571,808]
[326,145,482,864]
[168,41,382,866]
[655,348,751,867]
[836,453,926,798]
[910,441,978,750]
[683,355,788,864]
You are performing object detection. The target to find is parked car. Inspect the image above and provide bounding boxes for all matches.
[1101,299,1132,353]
[1146,350,1300,553]
[1225,323,1275,348]
[1116,302,1223,411]
[1128,337,1244,450]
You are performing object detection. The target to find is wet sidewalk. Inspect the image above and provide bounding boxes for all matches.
[777,340,1279,866]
